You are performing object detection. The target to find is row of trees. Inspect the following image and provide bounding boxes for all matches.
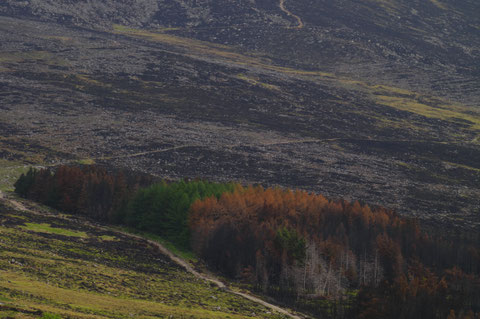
[14,165,235,248]
[15,165,153,222]
[124,180,237,247]
[14,165,480,318]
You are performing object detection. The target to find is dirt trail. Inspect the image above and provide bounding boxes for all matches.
[4,137,448,173]
[0,191,33,213]
[279,0,304,29]
[261,138,339,147]
[115,230,227,288]
[115,230,303,318]
[0,193,303,319]
[91,145,195,161]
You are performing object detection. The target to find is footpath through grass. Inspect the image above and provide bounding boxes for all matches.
[0,199,289,319]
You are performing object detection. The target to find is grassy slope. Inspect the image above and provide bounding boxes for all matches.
[0,162,28,192]
[0,199,289,319]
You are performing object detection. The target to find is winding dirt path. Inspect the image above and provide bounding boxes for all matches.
[0,191,33,213]
[116,230,227,288]
[116,230,303,318]
[91,145,195,161]
[3,137,454,176]
[279,0,304,29]
[0,193,303,319]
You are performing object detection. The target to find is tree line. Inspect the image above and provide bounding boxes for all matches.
[189,185,480,318]
[15,165,152,222]
[14,165,480,318]
[124,179,236,248]
[14,165,235,248]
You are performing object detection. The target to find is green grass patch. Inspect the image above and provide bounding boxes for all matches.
[396,161,414,169]
[76,158,95,165]
[0,270,263,319]
[236,74,280,91]
[375,95,480,130]
[41,313,62,319]
[98,235,117,241]
[21,223,88,238]
[0,161,29,192]
[443,161,480,173]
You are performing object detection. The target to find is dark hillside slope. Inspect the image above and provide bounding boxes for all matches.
[1,0,478,104]
[0,0,479,229]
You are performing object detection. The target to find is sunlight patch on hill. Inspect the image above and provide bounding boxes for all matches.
[429,0,448,10]
[21,223,88,238]
[375,95,480,131]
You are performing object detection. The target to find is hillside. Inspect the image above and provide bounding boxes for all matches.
[0,192,295,319]
[10,165,480,318]
[0,1,479,232]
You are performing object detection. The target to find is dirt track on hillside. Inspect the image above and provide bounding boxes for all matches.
[279,0,304,29]
[0,192,304,319]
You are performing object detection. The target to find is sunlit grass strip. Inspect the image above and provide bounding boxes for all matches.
[429,0,448,10]
[236,74,281,91]
[0,270,263,319]
[111,24,334,78]
[98,235,117,241]
[375,95,480,130]
[0,160,31,192]
[21,223,88,238]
